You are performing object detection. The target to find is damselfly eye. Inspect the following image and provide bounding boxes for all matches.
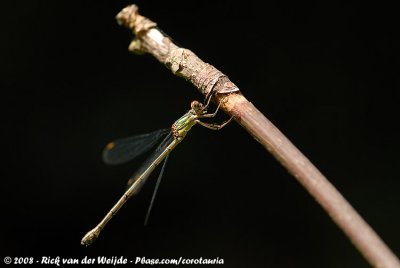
[190,100,203,111]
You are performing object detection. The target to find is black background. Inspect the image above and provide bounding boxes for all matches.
[1,1,399,267]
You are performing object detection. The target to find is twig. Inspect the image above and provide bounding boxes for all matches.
[115,5,400,268]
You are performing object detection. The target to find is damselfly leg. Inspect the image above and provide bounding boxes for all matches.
[196,98,233,130]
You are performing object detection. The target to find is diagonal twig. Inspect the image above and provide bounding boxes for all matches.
[115,4,400,267]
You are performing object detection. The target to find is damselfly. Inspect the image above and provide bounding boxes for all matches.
[81,99,231,246]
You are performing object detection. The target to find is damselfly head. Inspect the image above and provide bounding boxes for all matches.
[190,100,205,114]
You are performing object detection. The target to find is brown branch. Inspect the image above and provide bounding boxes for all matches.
[116,5,400,268]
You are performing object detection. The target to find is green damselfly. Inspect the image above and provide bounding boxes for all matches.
[81,99,231,246]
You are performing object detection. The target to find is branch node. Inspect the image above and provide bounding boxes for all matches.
[116,5,157,36]
[128,39,145,55]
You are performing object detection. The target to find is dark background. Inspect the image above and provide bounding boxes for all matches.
[1,1,399,267]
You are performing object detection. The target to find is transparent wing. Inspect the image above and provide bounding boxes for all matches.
[144,154,169,226]
[102,129,170,165]
[126,132,173,192]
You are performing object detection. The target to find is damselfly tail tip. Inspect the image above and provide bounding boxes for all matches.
[81,227,101,246]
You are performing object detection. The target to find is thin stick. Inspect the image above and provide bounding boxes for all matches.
[115,5,400,267]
